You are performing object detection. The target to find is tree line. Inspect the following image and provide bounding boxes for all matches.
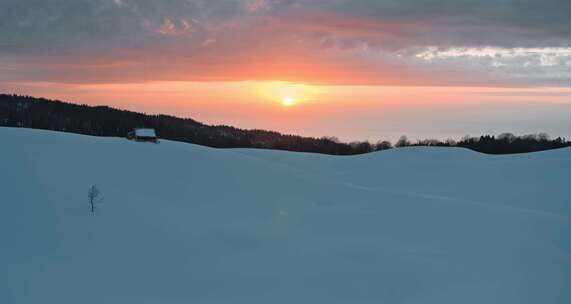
[1,93,569,155]
[389,134,570,154]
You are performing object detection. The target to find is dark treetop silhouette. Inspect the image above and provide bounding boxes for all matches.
[1,94,569,155]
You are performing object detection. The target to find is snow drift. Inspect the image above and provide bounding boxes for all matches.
[1,127,570,304]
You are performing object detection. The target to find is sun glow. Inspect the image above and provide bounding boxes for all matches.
[255,81,321,107]
[281,96,297,107]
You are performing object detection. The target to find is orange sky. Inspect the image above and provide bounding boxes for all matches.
[3,81,570,142]
[1,0,571,141]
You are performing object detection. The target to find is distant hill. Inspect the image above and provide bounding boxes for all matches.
[1,93,569,154]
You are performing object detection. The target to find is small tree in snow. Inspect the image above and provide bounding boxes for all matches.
[87,185,103,214]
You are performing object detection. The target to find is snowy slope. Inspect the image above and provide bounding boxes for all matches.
[1,127,570,304]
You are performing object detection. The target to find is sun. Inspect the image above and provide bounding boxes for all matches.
[281,96,297,107]
[255,82,321,107]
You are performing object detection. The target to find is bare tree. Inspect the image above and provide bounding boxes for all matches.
[376,140,392,151]
[538,132,551,141]
[498,132,517,143]
[395,135,410,148]
[87,185,103,214]
[445,138,457,146]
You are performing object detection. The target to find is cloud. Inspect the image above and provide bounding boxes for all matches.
[113,0,126,7]
[156,18,195,36]
[415,46,571,73]
[412,46,571,85]
[0,0,570,86]
[246,0,271,12]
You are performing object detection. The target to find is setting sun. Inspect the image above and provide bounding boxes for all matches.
[281,96,297,107]
[255,81,321,107]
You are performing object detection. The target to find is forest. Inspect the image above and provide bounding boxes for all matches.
[1,94,569,155]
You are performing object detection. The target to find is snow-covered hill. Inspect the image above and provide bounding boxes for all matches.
[2,127,570,304]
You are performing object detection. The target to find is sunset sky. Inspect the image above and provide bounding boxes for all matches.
[1,0,570,141]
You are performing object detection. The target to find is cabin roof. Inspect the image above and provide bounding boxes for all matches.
[134,128,157,138]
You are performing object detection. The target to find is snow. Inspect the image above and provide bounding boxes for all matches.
[134,128,156,138]
[1,127,570,304]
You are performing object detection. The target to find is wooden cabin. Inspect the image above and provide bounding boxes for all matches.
[127,128,158,143]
